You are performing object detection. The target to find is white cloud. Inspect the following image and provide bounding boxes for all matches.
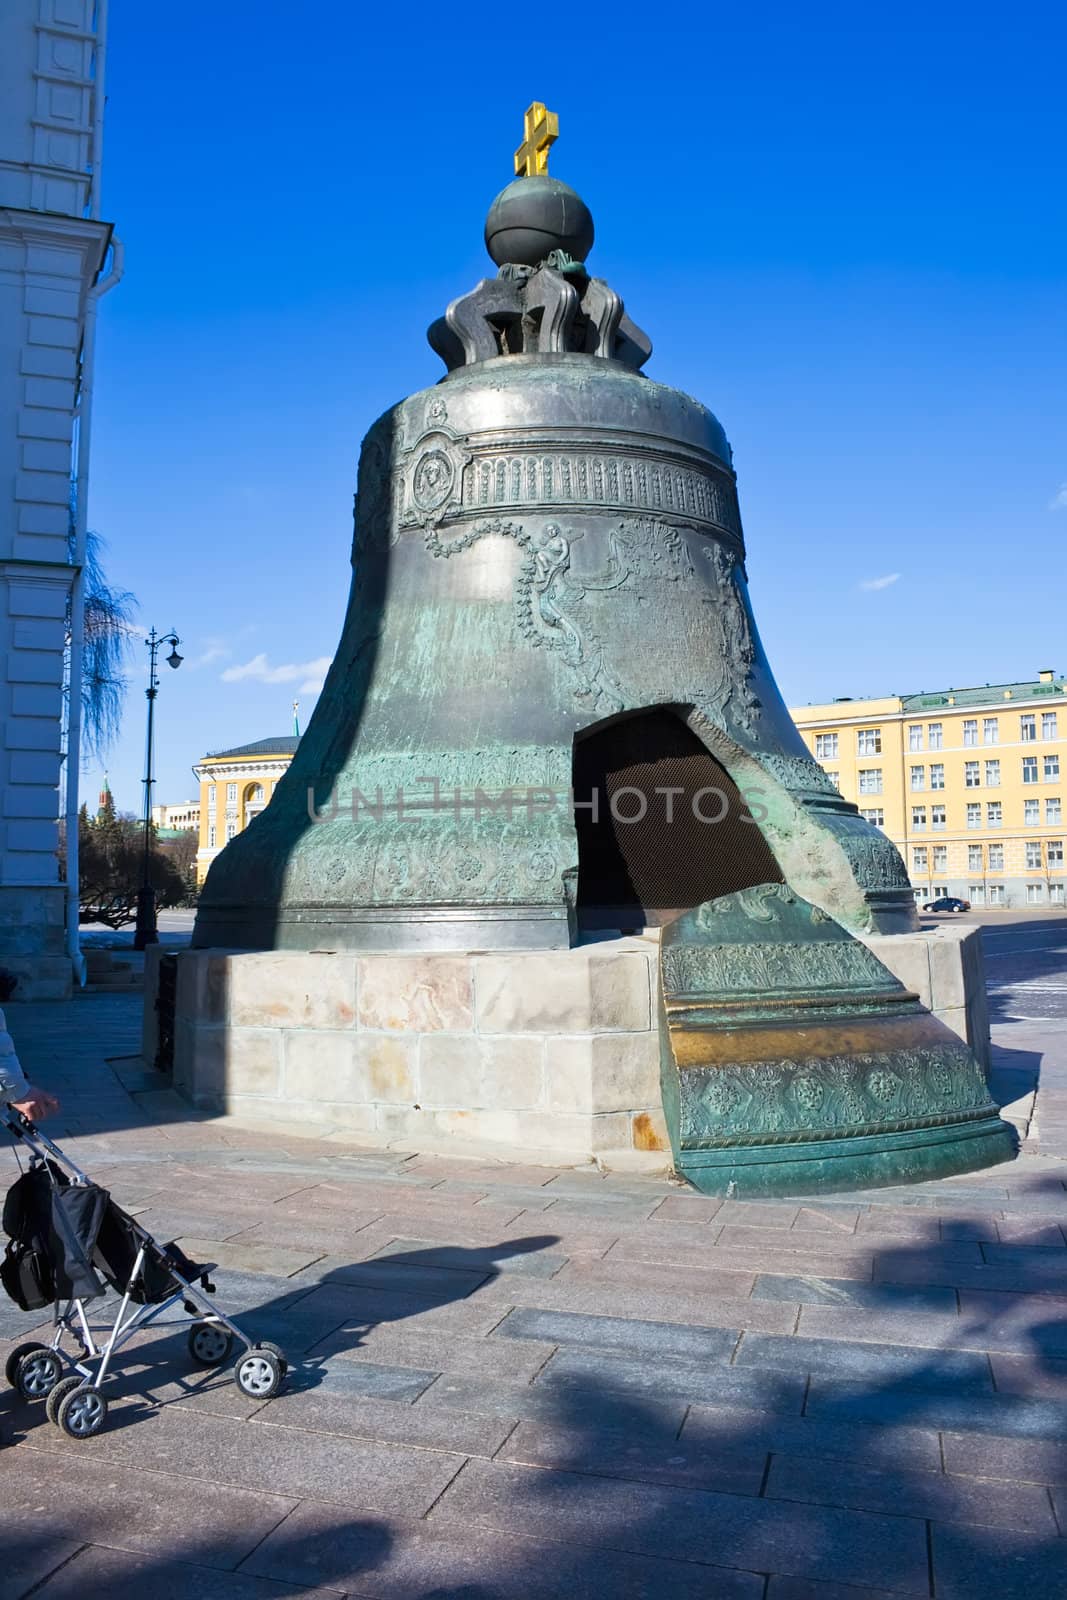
[221,652,332,687]
[187,642,231,670]
[858,573,901,592]
[1049,484,1067,511]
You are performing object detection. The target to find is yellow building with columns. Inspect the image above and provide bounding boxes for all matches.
[790,670,1065,910]
[194,736,299,884]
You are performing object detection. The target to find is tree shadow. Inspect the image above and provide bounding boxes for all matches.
[4,1221,1067,1596]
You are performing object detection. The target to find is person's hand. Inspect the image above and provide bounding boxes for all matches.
[10,1087,60,1122]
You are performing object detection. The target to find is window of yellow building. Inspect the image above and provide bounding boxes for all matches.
[928,722,943,748]
[983,718,999,744]
[987,802,1002,827]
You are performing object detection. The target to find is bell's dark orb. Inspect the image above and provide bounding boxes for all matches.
[484,175,595,267]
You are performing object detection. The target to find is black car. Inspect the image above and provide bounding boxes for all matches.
[922,897,971,913]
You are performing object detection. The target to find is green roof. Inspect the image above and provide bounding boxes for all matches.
[900,677,1064,712]
[204,736,300,760]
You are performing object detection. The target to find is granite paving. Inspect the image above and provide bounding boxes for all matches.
[1,911,1065,1598]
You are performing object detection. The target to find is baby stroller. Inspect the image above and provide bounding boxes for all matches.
[1,1105,288,1437]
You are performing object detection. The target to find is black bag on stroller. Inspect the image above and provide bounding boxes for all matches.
[1,1159,109,1310]
[92,1201,214,1306]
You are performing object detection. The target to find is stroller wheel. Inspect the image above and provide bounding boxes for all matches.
[56,1383,108,1439]
[252,1340,288,1376]
[188,1321,233,1367]
[234,1347,284,1400]
[15,1347,62,1401]
[46,1374,84,1427]
[5,1341,47,1388]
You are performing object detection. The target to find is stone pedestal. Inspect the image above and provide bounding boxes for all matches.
[149,923,992,1173]
[0,884,71,1000]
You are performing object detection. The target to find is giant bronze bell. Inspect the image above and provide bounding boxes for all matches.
[194,108,1014,1192]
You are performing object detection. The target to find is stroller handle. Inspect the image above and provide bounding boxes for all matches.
[3,1103,37,1137]
[3,1102,91,1186]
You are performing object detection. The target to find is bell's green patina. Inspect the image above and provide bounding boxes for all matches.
[659,883,1016,1195]
[190,128,1014,1197]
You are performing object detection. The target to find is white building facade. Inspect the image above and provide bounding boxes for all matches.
[0,1,116,995]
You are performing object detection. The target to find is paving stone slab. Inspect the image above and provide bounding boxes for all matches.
[415,1372,689,1434]
[285,1255,494,1300]
[990,1351,1067,1398]
[28,1543,346,1599]
[226,1213,387,1252]
[493,1306,740,1362]
[553,1256,759,1297]
[308,1324,555,1382]
[498,1418,769,1495]
[175,1236,327,1278]
[941,1428,1067,1484]
[241,1499,764,1599]
[981,1242,1067,1270]
[0,1522,82,1600]
[765,1451,1057,1530]
[737,1330,994,1392]
[875,1255,1067,1295]
[765,1580,922,1600]
[930,1521,1067,1599]
[799,1301,1067,1358]
[718,1225,982,1263]
[681,1403,942,1472]
[430,1458,930,1593]
[253,1378,515,1455]
[2,1447,295,1565]
[753,1275,958,1313]
[475,1272,799,1332]
[24,1397,465,1515]
[284,1282,510,1338]
[605,1221,731,1254]
[648,1194,724,1223]
[365,1238,569,1278]
[805,1377,1067,1439]
[995,1219,1067,1245]
[536,1347,806,1411]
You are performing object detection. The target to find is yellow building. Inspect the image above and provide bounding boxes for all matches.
[790,670,1065,910]
[194,736,299,884]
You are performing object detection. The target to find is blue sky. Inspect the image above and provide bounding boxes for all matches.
[88,0,1067,813]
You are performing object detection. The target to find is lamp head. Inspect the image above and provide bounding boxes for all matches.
[166,647,183,670]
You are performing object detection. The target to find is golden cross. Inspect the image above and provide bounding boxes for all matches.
[514,102,559,178]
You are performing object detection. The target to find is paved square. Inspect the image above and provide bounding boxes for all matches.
[2,916,1066,1598]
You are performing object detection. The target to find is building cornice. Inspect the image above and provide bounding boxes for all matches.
[194,759,292,782]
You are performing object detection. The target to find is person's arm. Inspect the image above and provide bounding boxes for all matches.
[0,1008,59,1120]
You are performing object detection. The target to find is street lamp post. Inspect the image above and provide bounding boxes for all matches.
[133,627,182,951]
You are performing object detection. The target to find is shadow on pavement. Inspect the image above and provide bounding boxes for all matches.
[0,1223,1065,1596]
